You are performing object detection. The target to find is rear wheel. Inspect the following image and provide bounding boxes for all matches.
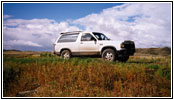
[61,50,71,59]
[102,49,116,62]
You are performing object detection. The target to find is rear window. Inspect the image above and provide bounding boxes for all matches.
[57,33,79,43]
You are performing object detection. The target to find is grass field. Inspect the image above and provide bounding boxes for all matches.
[3,49,171,97]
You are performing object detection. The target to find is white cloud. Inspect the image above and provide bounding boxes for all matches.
[3,18,80,50]
[5,40,42,47]
[73,3,171,48]
[3,3,171,51]
[3,15,12,19]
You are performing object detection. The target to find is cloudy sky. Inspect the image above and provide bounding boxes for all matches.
[3,3,171,51]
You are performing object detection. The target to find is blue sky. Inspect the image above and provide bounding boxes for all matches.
[3,3,171,51]
[3,3,123,22]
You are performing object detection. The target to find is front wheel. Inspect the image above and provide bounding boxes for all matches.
[61,50,71,59]
[102,49,116,62]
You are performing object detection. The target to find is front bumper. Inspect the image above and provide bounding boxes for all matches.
[119,40,136,56]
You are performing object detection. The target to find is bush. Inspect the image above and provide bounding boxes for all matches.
[3,65,20,94]
[40,53,55,57]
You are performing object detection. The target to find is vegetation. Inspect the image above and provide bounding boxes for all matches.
[3,50,171,97]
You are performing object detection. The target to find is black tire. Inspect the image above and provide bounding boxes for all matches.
[61,50,71,59]
[118,56,129,62]
[102,49,116,62]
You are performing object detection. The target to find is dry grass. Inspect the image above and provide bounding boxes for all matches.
[3,51,171,97]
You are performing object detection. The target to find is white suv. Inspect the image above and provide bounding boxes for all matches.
[53,31,135,62]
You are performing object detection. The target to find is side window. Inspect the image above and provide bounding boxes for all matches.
[81,33,96,41]
[58,33,79,43]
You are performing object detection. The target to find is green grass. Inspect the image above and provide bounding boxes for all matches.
[3,53,171,97]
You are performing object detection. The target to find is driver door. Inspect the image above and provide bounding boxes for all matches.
[79,33,99,55]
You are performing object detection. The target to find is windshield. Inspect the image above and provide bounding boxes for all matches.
[92,32,110,40]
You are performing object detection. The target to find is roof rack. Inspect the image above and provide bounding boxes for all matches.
[60,31,82,34]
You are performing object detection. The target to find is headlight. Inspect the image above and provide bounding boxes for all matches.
[120,43,124,48]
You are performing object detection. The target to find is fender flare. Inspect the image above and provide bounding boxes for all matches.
[101,46,117,55]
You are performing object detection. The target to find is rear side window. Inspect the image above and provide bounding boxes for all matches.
[58,33,79,43]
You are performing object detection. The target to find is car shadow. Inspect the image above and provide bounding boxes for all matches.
[73,55,101,58]
[126,61,155,64]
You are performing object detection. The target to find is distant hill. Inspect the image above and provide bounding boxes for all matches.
[3,47,171,56]
[135,47,171,56]
[3,49,51,55]
[3,49,21,52]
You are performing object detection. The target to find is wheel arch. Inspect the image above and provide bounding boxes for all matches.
[101,46,117,55]
[60,48,72,55]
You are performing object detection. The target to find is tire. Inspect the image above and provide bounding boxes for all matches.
[118,56,129,62]
[61,50,71,59]
[102,49,116,62]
